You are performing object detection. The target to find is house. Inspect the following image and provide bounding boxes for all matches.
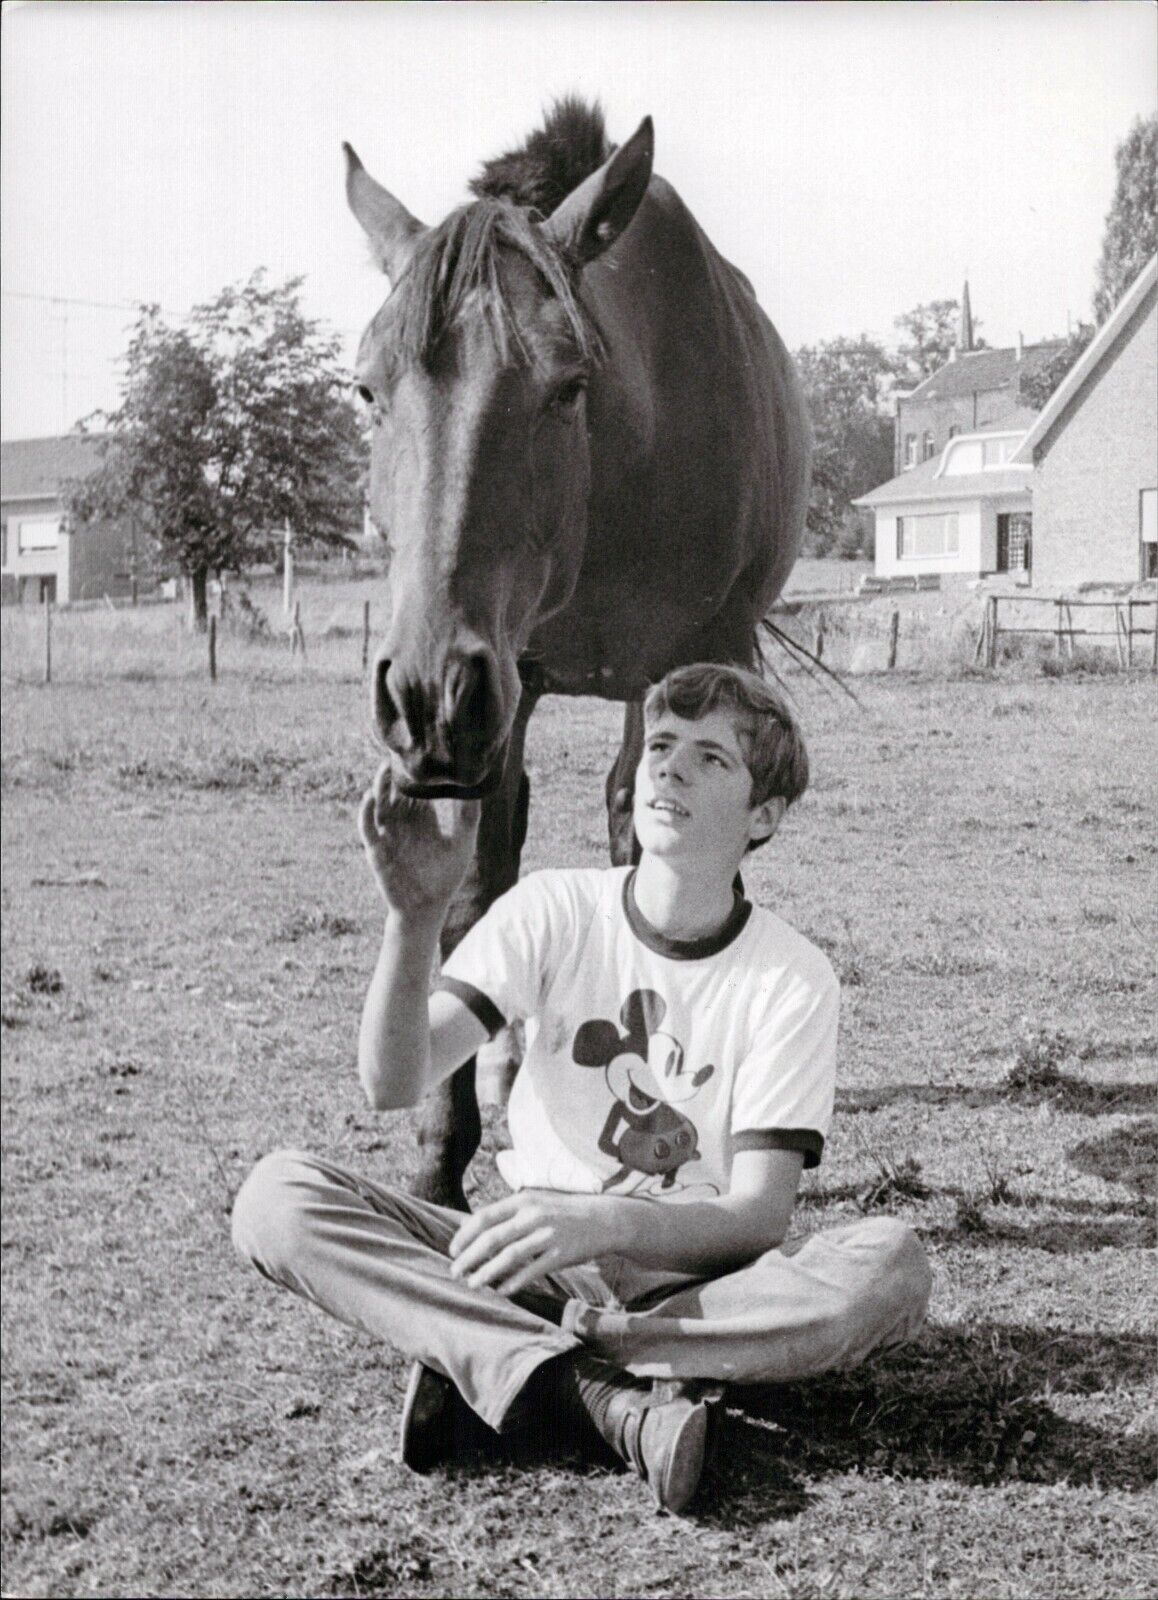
[1010,256,1157,590]
[1,434,136,604]
[894,283,1066,475]
[854,411,1037,585]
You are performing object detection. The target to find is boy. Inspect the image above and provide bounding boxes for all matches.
[233,664,930,1514]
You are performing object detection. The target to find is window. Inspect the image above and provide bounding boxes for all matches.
[897,513,960,560]
[904,434,918,468]
[1142,488,1157,580]
[17,517,60,552]
[923,432,936,461]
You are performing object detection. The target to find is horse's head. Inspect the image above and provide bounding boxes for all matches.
[345,120,653,798]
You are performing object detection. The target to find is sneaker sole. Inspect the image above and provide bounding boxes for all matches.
[652,1398,711,1514]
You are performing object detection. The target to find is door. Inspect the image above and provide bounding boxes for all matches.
[996,512,1032,579]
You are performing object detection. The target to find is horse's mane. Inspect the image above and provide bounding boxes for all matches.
[396,99,609,369]
[469,96,610,214]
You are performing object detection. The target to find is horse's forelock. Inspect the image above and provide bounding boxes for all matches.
[396,200,599,370]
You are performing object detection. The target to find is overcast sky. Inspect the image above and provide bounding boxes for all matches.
[2,0,1155,439]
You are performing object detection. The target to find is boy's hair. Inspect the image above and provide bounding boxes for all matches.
[643,663,810,814]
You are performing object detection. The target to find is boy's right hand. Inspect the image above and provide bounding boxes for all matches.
[358,762,480,919]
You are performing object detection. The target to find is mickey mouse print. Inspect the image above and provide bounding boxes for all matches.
[571,989,720,1196]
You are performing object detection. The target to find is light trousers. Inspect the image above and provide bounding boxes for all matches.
[232,1149,932,1433]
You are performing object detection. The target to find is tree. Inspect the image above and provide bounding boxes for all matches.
[1093,113,1157,324]
[64,272,365,628]
[1018,322,1095,411]
[892,300,961,387]
[795,336,896,556]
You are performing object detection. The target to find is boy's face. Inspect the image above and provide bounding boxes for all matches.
[633,708,783,870]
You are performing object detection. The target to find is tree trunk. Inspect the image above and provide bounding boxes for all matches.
[188,566,209,632]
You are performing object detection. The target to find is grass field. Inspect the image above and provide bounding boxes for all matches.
[1,589,1155,1599]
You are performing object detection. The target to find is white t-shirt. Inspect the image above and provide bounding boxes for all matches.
[438,866,838,1202]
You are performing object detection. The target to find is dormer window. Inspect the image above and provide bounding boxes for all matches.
[904,434,918,468]
[923,431,936,461]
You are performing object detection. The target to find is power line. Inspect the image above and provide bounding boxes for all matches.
[2,288,186,317]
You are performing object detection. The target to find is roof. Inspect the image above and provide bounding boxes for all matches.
[902,340,1068,404]
[854,463,1032,509]
[1012,256,1158,464]
[854,417,1035,508]
[1,434,105,503]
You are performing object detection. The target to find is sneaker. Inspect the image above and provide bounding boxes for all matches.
[603,1380,714,1514]
[397,1361,457,1473]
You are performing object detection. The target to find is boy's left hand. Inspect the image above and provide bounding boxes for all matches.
[449,1191,622,1296]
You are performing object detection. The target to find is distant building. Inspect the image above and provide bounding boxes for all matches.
[894,282,1066,476]
[854,413,1037,584]
[1011,256,1157,589]
[857,263,1158,591]
[1,434,136,604]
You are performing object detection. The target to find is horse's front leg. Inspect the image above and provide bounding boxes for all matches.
[410,691,535,1210]
[605,699,645,866]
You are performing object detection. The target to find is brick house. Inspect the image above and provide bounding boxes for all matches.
[1011,256,1157,589]
[894,286,1066,477]
[854,412,1037,585]
[1,434,136,604]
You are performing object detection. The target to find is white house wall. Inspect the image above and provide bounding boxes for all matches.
[0,497,70,600]
[874,500,984,578]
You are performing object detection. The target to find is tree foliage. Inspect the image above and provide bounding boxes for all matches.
[892,299,985,387]
[64,272,365,626]
[1017,323,1095,411]
[795,336,896,556]
[1094,113,1157,325]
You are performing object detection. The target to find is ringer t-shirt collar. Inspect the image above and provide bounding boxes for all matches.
[622,868,752,960]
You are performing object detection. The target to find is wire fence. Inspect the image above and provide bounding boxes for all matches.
[3,578,1156,689]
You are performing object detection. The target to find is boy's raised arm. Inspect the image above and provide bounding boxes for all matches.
[356,767,488,1110]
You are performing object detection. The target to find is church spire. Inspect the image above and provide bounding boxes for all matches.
[958,279,974,352]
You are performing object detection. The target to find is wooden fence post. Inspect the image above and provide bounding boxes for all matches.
[1115,605,1126,669]
[1055,599,1064,661]
[43,591,52,685]
[283,521,294,616]
[1126,600,1134,669]
[291,598,306,658]
[361,599,371,672]
[208,614,217,682]
[887,608,899,670]
[1152,600,1158,673]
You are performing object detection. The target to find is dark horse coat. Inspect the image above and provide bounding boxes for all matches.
[346,101,812,1205]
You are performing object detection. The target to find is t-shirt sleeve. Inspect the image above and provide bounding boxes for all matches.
[434,872,569,1037]
[730,957,839,1169]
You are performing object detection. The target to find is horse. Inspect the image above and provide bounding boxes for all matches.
[344,99,812,1209]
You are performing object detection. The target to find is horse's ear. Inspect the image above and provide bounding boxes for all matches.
[343,143,426,281]
[542,116,654,267]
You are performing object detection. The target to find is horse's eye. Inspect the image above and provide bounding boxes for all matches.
[354,384,376,408]
[550,376,587,413]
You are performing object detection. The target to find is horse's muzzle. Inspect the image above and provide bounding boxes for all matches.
[373,647,509,799]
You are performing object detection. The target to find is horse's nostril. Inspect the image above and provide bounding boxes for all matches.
[460,655,491,735]
[373,658,396,743]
